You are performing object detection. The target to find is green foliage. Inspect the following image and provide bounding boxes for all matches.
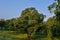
[0,19,5,29]
[48,0,60,19]
[4,7,46,40]
[48,0,60,38]
[1,0,60,39]
[5,18,17,31]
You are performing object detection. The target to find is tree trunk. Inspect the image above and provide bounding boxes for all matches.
[27,34,31,40]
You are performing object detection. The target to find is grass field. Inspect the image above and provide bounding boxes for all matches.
[0,31,28,40]
[0,31,60,40]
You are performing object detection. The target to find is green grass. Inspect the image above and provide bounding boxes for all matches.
[0,30,60,40]
[0,31,27,40]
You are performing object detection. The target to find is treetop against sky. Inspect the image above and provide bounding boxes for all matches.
[0,0,54,21]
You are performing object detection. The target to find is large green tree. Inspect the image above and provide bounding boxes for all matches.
[18,7,46,40]
[48,0,60,39]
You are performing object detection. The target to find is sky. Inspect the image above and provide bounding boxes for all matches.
[0,0,55,21]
